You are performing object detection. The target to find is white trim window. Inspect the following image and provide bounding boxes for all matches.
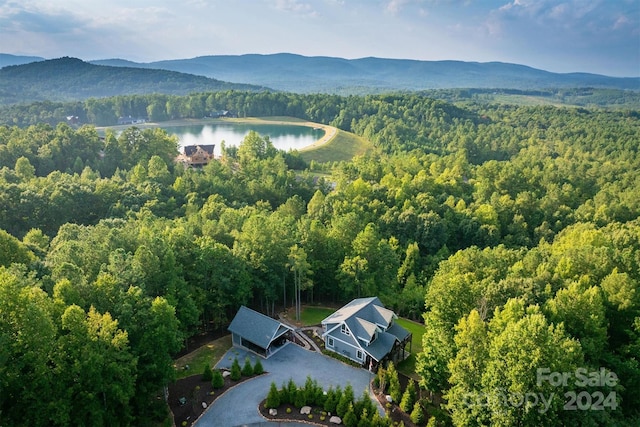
[328,337,334,348]
[356,349,363,360]
[341,324,350,336]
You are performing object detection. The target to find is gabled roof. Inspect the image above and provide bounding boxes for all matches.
[354,317,379,343]
[322,297,396,330]
[322,297,411,362]
[183,144,215,156]
[228,306,292,350]
[366,331,397,362]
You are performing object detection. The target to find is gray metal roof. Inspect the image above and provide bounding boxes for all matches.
[322,297,396,332]
[228,306,292,350]
[322,297,411,362]
[365,331,397,362]
[386,321,411,342]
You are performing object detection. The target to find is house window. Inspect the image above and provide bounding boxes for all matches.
[356,350,363,360]
[328,337,334,348]
[341,324,350,336]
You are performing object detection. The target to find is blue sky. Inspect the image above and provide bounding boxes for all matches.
[1,0,638,76]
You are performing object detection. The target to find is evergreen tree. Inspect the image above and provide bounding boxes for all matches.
[337,383,354,418]
[399,379,417,413]
[253,358,264,375]
[202,363,213,381]
[324,387,337,413]
[211,370,224,389]
[279,381,290,406]
[358,408,372,427]
[286,378,298,405]
[410,401,425,426]
[386,362,401,403]
[266,382,280,409]
[294,388,306,408]
[241,357,254,377]
[343,403,358,427]
[230,358,241,381]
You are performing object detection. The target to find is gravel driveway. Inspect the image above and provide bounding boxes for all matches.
[194,343,380,426]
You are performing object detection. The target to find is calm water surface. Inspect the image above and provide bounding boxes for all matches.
[163,123,324,156]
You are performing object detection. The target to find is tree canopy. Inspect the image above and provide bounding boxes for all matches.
[0,91,638,425]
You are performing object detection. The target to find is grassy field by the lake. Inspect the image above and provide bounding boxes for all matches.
[300,128,373,164]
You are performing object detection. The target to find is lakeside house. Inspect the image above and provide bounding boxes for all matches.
[176,144,215,168]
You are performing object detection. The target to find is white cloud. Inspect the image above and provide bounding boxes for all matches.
[386,0,410,14]
[272,0,317,16]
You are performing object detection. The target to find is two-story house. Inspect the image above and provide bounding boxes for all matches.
[176,144,215,167]
[321,297,412,370]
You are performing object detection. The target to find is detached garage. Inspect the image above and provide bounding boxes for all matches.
[228,306,293,358]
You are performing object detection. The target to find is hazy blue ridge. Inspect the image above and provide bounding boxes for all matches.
[91,53,640,93]
[1,53,638,101]
[0,57,269,105]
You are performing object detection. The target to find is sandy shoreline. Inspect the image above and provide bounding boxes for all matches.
[97,117,338,151]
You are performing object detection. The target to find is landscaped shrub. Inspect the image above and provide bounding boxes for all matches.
[376,365,386,391]
[294,388,307,408]
[358,408,370,427]
[355,389,375,420]
[241,357,253,376]
[386,362,401,403]
[399,379,417,413]
[286,378,297,405]
[323,387,337,413]
[230,358,242,381]
[266,382,280,409]
[342,404,358,427]
[278,381,290,405]
[336,384,354,417]
[253,358,264,375]
[202,363,213,381]
[410,401,425,426]
[211,370,224,389]
[304,375,323,406]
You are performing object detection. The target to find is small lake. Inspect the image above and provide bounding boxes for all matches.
[163,123,325,156]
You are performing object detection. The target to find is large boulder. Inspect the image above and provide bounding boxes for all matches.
[329,415,342,424]
[269,408,278,416]
[300,406,312,415]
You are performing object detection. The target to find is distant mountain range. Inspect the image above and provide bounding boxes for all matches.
[0,56,266,105]
[1,53,638,103]
[92,53,640,93]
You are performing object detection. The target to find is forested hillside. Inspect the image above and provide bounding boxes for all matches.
[1,92,639,426]
[0,57,266,105]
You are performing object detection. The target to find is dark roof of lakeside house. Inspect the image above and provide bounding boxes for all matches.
[183,144,215,156]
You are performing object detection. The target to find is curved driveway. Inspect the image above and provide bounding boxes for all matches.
[194,343,379,426]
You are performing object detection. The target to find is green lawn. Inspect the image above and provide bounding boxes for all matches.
[174,335,233,379]
[300,306,335,326]
[300,129,373,164]
[396,318,425,379]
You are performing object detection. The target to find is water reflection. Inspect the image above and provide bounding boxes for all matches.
[163,123,324,156]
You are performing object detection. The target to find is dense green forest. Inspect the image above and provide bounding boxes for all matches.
[1,88,639,129]
[1,91,639,426]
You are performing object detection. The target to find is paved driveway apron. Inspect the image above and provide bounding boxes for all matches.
[194,343,378,426]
